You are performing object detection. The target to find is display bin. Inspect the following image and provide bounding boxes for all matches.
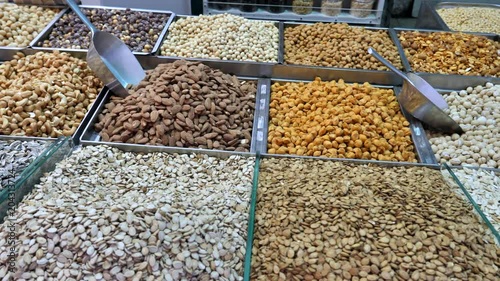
[391,28,500,89]
[277,22,404,85]
[0,49,105,144]
[245,156,499,280]
[30,5,175,56]
[0,136,71,223]
[260,79,435,163]
[155,15,281,71]
[79,76,266,154]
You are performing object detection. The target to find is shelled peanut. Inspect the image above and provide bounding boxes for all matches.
[0,51,102,137]
[268,78,416,162]
[0,3,59,47]
[284,23,403,71]
[399,31,500,76]
[437,7,500,35]
[95,60,256,151]
[252,158,500,281]
[427,83,500,168]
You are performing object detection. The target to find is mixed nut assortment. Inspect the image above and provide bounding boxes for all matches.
[0,140,50,190]
[284,23,403,70]
[95,60,256,151]
[37,8,170,53]
[0,3,59,47]
[252,158,499,280]
[0,145,254,280]
[427,83,500,168]
[0,51,102,138]
[268,78,416,161]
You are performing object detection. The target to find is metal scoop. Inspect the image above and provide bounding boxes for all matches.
[368,47,464,134]
[66,0,145,97]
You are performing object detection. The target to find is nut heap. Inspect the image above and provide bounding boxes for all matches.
[399,31,500,76]
[268,78,416,162]
[284,23,403,70]
[0,3,59,47]
[252,158,500,281]
[0,140,49,190]
[38,8,169,53]
[437,7,500,35]
[95,60,256,151]
[0,145,254,280]
[442,167,499,233]
[0,51,102,137]
[160,14,279,63]
[427,83,500,168]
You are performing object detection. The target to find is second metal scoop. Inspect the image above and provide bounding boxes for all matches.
[368,48,464,134]
[66,0,145,97]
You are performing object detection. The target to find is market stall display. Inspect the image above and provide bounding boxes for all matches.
[34,7,172,54]
[284,23,403,70]
[0,139,50,190]
[397,31,500,77]
[436,6,500,35]
[94,60,256,151]
[427,83,500,168]
[0,145,254,280]
[267,78,416,161]
[252,158,499,280]
[0,51,102,138]
[159,14,279,63]
[0,3,60,47]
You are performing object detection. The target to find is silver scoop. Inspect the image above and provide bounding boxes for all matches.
[368,47,464,134]
[66,0,145,97]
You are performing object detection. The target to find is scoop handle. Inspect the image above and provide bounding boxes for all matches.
[368,47,407,79]
[65,0,98,34]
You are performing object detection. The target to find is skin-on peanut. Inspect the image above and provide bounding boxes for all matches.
[284,23,403,71]
[0,51,102,137]
[399,31,500,77]
[268,78,416,162]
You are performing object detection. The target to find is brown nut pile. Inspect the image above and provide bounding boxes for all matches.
[37,8,169,53]
[95,60,256,151]
[0,51,102,137]
[399,31,500,76]
[252,158,500,281]
[268,78,416,162]
[284,23,403,71]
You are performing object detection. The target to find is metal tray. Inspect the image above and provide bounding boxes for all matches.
[80,77,267,154]
[260,79,435,164]
[0,49,105,144]
[155,15,281,67]
[30,5,175,56]
[392,28,500,89]
[434,2,500,35]
[279,22,404,85]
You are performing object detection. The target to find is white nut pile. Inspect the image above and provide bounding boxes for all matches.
[0,3,59,47]
[160,14,279,63]
[437,7,500,34]
[427,83,500,168]
[442,167,500,233]
[0,145,254,280]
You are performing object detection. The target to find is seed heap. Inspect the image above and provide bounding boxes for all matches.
[285,23,403,70]
[437,7,500,34]
[0,3,59,47]
[427,83,500,168]
[0,140,49,190]
[95,60,256,151]
[0,51,102,137]
[268,78,416,161]
[252,158,500,280]
[160,14,279,63]
[0,145,254,280]
[37,8,170,53]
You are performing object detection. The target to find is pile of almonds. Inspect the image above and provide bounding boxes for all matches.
[252,158,499,280]
[95,60,256,152]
